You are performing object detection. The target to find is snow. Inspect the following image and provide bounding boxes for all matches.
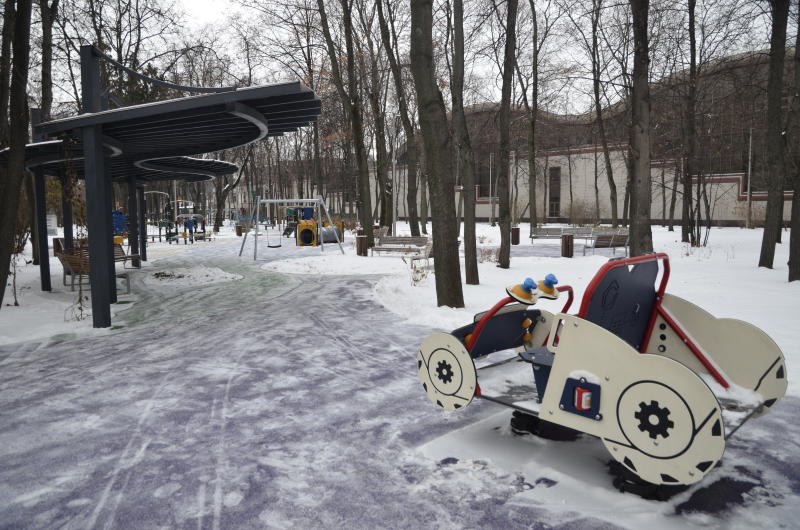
[142,266,242,288]
[1,221,799,528]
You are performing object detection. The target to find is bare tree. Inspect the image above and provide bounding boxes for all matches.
[317,0,374,245]
[495,0,518,269]
[759,0,790,268]
[0,0,33,309]
[567,0,620,227]
[410,0,464,307]
[451,0,478,284]
[377,0,421,236]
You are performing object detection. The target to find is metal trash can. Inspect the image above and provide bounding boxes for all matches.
[356,235,368,256]
[561,234,574,258]
[511,226,520,245]
[235,224,243,237]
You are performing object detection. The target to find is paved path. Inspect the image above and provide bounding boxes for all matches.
[0,238,797,528]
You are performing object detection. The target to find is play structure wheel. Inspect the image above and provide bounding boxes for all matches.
[603,371,726,486]
[417,333,476,411]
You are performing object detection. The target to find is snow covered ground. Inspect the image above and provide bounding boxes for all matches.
[1,222,798,528]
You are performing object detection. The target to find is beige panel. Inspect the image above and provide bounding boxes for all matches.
[659,293,787,416]
[540,314,725,486]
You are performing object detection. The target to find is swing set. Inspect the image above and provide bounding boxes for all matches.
[238,197,345,259]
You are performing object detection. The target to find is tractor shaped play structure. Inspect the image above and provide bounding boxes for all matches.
[417,254,787,493]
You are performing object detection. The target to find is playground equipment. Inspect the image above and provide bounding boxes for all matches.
[296,219,317,246]
[416,254,787,495]
[238,197,345,258]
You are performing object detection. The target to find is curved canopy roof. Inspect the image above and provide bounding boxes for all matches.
[37,81,319,158]
[2,80,319,183]
[0,141,238,182]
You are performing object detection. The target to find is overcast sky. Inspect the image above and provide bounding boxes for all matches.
[176,0,239,29]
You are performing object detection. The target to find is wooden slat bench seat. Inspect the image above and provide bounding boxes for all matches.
[56,249,131,294]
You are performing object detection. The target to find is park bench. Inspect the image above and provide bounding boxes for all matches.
[371,235,430,256]
[56,249,131,294]
[529,226,595,242]
[113,243,141,268]
[583,231,629,256]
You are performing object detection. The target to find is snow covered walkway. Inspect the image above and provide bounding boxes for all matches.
[1,231,799,528]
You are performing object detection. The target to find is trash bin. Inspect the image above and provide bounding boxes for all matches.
[356,235,368,256]
[511,226,520,245]
[235,224,243,237]
[561,234,574,258]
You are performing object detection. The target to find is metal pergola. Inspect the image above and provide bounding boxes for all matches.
[3,45,321,328]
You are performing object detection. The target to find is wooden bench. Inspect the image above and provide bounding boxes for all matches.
[371,236,430,256]
[114,243,141,268]
[56,249,131,294]
[583,231,629,256]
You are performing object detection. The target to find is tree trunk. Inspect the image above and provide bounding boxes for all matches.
[0,0,33,310]
[0,0,14,145]
[39,0,59,120]
[629,0,653,256]
[452,0,478,284]
[497,0,518,269]
[682,0,698,244]
[410,0,463,308]
[759,0,790,268]
[788,4,800,281]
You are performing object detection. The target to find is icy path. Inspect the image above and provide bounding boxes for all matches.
[0,238,798,529]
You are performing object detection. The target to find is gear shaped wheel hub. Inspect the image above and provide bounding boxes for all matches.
[635,400,675,439]
[436,360,454,384]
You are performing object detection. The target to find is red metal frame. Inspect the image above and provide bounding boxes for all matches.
[656,305,730,388]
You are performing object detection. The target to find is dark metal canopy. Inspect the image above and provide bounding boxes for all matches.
[36,81,321,160]
[0,141,238,182]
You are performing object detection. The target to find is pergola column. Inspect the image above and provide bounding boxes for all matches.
[81,45,112,327]
[33,167,51,291]
[82,125,112,327]
[137,187,147,261]
[127,176,140,268]
[105,175,117,304]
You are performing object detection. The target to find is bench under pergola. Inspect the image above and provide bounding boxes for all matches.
[4,45,321,328]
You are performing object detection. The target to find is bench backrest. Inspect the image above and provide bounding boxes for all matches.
[378,236,428,246]
[58,251,90,274]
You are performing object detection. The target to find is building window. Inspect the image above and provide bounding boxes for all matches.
[548,166,561,217]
